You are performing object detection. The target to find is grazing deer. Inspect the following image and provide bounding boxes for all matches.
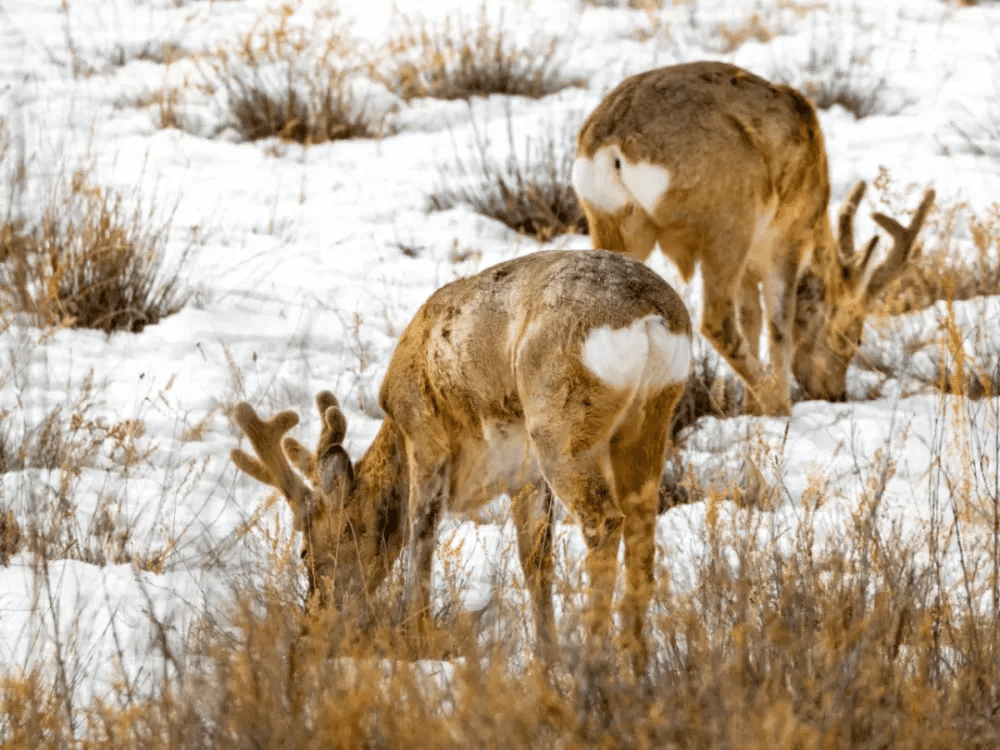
[231,249,692,672]
[572,60,934,415]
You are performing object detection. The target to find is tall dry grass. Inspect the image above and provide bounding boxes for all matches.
[5,377,1000,749]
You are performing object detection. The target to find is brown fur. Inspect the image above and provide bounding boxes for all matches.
[574,61,934,412]
[232,249,692,672]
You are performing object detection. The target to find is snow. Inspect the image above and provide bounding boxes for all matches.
[1,0,999,707]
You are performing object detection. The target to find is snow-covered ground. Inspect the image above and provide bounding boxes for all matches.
[1,0,999,706]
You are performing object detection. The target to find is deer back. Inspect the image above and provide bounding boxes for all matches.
[379,250,692,447]
[574,61,832,280]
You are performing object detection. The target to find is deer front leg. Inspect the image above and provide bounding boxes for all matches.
[512,482,557,663]
[701,275,789,416]
[738,275,766,415]
[401,460,447,649]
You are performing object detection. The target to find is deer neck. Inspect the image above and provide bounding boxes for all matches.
[353,417,409,575]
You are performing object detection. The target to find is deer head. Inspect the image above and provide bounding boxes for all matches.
[792,182,935,402]
[231,391,405,612]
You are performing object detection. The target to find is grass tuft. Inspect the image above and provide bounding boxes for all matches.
[0,171,190,334]
[370,4,580,101]
[671,352,744,440]
[203,8,387,143]
[773,28,909,120]
[870,173,1000,316]
[428,109,585,241]
[0,374,162,568]
[717,12,776,52]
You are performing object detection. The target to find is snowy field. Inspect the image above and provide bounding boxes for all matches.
[1,0,1000,717]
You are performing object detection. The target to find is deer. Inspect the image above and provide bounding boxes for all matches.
[572,60,935,416]
[230,249,692,674]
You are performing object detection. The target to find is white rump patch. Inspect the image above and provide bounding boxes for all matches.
[582,315,691,392]
[644,317,692,387]
[571,147,630,213]
[572,145,671,218]
[618,159,670,217]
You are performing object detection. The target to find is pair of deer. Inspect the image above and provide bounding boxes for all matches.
[232,62,933,673]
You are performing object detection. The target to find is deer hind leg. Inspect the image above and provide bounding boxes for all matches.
[583,200,659,262]
[701,272,769,407]
[583,513,624,656]
[761,258,799,413]
[511,482,557,662]
[611,384,684,677]
[701,267,790,416]
[738,274,765,414]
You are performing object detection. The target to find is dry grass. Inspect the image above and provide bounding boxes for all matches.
[6,416,1000,748]
[580,0,666,8]
[880,200,1000,316]
[867,171,1000,317]
[202,7,387,143]
[0,374,163,568]
[671,351,743,439]
[428,109,585,241]
[717,12,776,52]
[0,171,190,334]
[369,4,580,101]
[838,175,1000,401]
[0,509,23,565]
[772,25,909,120]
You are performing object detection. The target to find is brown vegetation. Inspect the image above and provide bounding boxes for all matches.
[0,172,189,333]
[6,413,1000,748]
[428,109,586,240]
[201,6,387,143]
[370,4,579,101]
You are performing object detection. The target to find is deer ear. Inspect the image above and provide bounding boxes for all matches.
[321,406,348,449]
[317,445,353,498]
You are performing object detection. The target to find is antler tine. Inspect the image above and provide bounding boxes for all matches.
[865,187,936,299]
[231,402,313,530]
[836,180,868,266]
[279,390,349,481]
[317,390,347,456]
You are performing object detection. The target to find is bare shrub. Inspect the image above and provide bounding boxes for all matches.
[203,9,387,143]
[208,57,382,143]
[428,108,585,241]
[370,4,580,101]
[671,352,743,440]
[772,26,909,119]
[0,509,23,565]
[0,171,190,334]
[717,12,776,52]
